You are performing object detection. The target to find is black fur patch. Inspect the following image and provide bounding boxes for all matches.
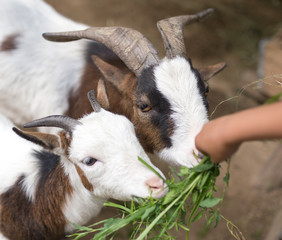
[33,150,60,185]
[85,41,120,64]
[191,67,209,110]
[137,66,174,148]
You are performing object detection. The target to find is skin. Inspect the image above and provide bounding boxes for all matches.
[195,102,282,163]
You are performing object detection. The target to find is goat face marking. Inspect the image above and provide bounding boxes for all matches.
[152,57,209,167]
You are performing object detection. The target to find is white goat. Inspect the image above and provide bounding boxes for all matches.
[0,0,226,167]
[0,88,167,240]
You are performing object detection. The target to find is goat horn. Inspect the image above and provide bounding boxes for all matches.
[43,27,160,77]
[157,8,214,59]
[23,115,82,133]
[87,89,101,112]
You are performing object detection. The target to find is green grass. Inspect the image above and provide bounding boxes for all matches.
[68,156,233,240]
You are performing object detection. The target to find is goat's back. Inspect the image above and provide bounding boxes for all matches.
[0,0,87,125]
[0,114,40,195]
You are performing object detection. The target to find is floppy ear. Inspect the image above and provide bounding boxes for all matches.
[91,55,137,97]
[12,127,60,150]
[198,62,227,82]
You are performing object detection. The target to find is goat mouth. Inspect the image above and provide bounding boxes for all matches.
[132,188,168,201]
[193,150,205,163]
[197,152,205,161]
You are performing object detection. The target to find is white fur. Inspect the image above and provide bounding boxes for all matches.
[0,0,87,127]
[154,57,208,168]
[0,232,8,240]
[0,114,41,197]
[0,109,167,238]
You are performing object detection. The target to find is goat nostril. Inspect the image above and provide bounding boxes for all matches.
[146,177,164,190]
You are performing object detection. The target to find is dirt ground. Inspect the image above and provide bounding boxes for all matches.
[44,0,282,239]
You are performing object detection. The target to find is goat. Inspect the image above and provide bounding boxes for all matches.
[0,0,226,167]
[0,86,167,240]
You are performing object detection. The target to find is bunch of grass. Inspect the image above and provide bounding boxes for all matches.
[69,155,231,240]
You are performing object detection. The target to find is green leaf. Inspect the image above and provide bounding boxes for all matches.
[141,205,156,220]
[104,202,131,213]
[192,210,203,222]
[190,162,214,173]
[198,172,211,189]
[162,189,179,205]
[206,214,215,228]
[166,205,179,223]
[70,223,93,232]
[192,191,198,204]
[264,93,282,104]
[214,210,221,228]
[199,198,221,208]
[223,172,230,186]
[138,156,167,183]
[178,224,190,231]
[179,166,190,176]
[104,218,123,229]
[180,208,187,225]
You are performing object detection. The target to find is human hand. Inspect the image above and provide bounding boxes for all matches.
[195,116,241,163]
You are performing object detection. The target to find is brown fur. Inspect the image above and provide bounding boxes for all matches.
[13,127,60,150]
[132,102,174,153]
[74,164,94,192]
[0,163,73,240]
[67,55,129,119]
[68,61,169,153]
[67,44,173,154]
[1,33,20,51]
[58,131,72,155]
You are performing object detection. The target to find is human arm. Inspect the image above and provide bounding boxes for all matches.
[195,101,282,163]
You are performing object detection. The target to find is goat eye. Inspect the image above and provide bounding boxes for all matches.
[140,104,152,112]
[83,157,97,166]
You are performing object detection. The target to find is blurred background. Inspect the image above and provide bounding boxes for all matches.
[44,0,282,239]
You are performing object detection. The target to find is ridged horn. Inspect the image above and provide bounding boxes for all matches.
[43,27,160,77]
[157,8,214,59]
[23,115,82,133]
[87,89,101,112]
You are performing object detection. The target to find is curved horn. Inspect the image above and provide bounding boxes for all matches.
[43,27,160,77]
[23,115,81,133]
[157,8,214,59]
[87,89,101,112]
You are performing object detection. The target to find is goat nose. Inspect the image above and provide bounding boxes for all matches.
[146,176,164,190]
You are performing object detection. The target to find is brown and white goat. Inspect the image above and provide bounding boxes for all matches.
[0,0,226,167]
[0,87,167,240]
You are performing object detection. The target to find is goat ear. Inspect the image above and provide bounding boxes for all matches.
[91,55,137,96]
[97,79,110,110]
[12,127,60,150]
[198,62,227,82]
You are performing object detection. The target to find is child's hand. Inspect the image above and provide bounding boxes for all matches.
[196,102,282,163]
[196,116,240,163]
